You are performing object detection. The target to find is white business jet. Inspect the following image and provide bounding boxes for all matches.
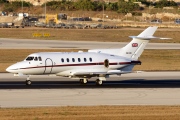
[6,26,166,85]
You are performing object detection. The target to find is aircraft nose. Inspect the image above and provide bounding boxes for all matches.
[6,64,19,73]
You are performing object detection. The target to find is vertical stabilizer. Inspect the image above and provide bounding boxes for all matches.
[118,26,158,60]
[88,26,159,60]
[137,26,157,37]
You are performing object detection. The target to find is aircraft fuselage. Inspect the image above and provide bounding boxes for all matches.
[7,52,134,76]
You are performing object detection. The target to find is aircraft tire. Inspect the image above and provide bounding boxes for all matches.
[80,79,83,84]
[83,79,88,84]
[26,80,31,85]
[96,79,103,85]
[80,79,88,84]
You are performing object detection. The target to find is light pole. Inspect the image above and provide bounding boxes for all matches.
[22,0,23,13]
[103,3,104,23]
[45,0,46,24]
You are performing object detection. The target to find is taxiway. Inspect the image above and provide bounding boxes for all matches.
[0,72,180,108]
[0,38,180,49]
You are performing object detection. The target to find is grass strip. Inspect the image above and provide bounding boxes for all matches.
[0,106,180,120]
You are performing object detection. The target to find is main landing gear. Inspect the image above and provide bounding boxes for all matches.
[80,78,88,84]
[79,78,103,85]
[96,79,103,85]
[26,76,32,85]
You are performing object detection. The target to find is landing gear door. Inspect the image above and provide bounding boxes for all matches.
[44,58,53,74]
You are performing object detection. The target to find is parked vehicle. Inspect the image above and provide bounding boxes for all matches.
[46,22,56,28]
[174,19,180,24]
[150,19,162,23]
[71,17,92,21]
[74,24,88,29]
[89,24,98,28]
[62,24,74,29]
[34,22,46,27]
[54,23,66,28]
[98,19,103,22]
[7,22,14,28]
[96,24,109,29]
[0,23,8,28]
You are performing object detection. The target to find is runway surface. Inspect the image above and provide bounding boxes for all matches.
[1,38,180,49]
[0,72,180,108]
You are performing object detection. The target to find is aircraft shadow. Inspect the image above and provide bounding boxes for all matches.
[0,79,180,89]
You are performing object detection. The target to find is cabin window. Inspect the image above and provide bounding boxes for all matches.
[67,58,69,62]
[72,58,75,62]
[26,56,34,61]
[84,58,87,62]
[61,58,64,63]
[38,57,42,61]
[78,58,81,62]
[89,57,92,62]
[34,57,38,61]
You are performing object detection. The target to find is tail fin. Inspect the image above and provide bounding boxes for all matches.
[88,26,167,60]
[118,26,158,60]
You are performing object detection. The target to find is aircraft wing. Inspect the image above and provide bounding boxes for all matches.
[73,70,132,76]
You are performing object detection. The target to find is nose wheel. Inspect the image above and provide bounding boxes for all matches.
[26,76,32,85]
[26,80,32,85]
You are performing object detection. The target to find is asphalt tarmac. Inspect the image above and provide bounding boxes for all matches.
[0,72,180,108]
[1,38,180,49]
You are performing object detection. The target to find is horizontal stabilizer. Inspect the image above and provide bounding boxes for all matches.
[129,36,172,40]
[159,37,172,40]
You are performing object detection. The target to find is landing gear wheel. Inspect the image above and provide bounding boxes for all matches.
[79,79,88,84]
[80,79,84,84]
[96,79,103,85]
[83,79,88,84]
[26,80,31,85]
[80,79,83,84]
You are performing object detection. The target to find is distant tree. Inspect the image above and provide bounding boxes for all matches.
[2,1,32,12]
[42,1,74,11]
[154,0,177,8]
[74,0,94,11]
[106,2,118,11]
[137,0,152,7]
[3,3,15,12]
[117,0,139,13]
[40,0,142,13]
[0,0,8,3]
[92,1,104,11]
[11,1,33,7]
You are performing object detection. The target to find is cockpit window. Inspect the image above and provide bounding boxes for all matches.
[26,56,34,61]
[38,57,42,61]
[34,57,38,61]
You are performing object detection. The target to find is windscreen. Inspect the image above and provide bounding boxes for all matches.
[26,56,34,61]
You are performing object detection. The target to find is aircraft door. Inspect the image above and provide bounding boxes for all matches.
[44,58,53,74]
[104,59,109,68]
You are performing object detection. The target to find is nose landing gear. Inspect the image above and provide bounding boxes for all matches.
[26,76,32,85]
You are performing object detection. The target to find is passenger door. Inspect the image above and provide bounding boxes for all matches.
[44,58,53,74]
